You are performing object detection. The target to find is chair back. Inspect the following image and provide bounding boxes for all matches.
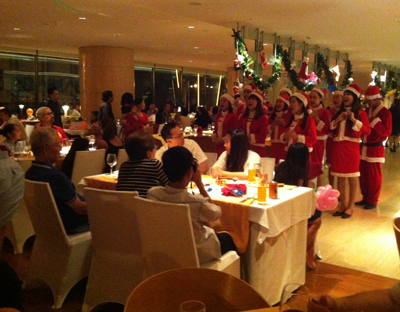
[393,217,400,260]
[134,197,199,276]
[84,187,140,255]
[124,268,269,312]
[115,149,128,170]
[71,149,106,186]
[260,157,275,182]
[24,180,68,248]
[205,152,218,174]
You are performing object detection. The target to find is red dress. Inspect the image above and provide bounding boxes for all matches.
[123,112,148,138]
[330,109,371,177]
[213,112,239,156]
[326,108,339,167]
[268,110,292,164]
[239,113,269,157]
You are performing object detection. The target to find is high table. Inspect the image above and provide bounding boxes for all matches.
[78,175,316,306]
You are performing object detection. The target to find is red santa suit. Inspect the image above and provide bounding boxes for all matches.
[239,112,269,157]
[359,104,392,205]
[237,103,268,117]
[330,109,371,177]
[326,107,339,167]
[309,105,331,179]
[284,114,317,153]
[268,109,292,164]
[213,111,239,156]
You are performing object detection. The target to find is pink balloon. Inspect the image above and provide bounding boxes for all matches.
[316,185,340,211]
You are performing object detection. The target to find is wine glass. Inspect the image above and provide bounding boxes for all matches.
[88,135,95,150]
[107,153,117,175]
[280,284,310,312]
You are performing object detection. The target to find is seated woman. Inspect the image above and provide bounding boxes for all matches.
[195,106,212,129]
[116,132,168,198]
[274,142,322,270]
[211,128,261,180]
[61,138,90,180]
[1,124,22,155]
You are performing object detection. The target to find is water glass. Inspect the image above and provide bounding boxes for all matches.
[179,300,206,312]
[107,153,117,175]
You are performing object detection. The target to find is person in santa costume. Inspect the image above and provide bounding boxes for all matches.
[308,87,331,181]
[236,84,256,117]
[327,90,344,187]
[268,94,292,165]
[279,87,293,98]
[239,91,269,157]
[355,85,392,210]
[212,93,240,157]
[283,93,317,171]
[330,84,371,219]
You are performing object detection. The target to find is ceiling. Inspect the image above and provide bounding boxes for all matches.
[2,0,400,78]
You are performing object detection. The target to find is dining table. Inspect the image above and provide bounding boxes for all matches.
[79,173,316,306]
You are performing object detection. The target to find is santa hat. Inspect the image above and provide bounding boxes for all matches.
[249,91,264,103]
[276,94,289,105]
[220,93,234,105]
[291,93,309,106]
[280,87,292,96]
[345,83,363,98]
[244,83,257,91]
[333,90,344,96]
[311,87,326,98]
[365,85,382,100]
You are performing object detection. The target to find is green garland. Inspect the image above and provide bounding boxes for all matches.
[316,53,335,86]
[232,29,282,91]
[281,48,305,90]
[340,60,353,89]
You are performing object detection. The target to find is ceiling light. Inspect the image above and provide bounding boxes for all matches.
[194,47,199,49]
[189,60,193,62]
[263,43,267,46]
[13,28,20,31]
[188,26,195,29]
[79,17,86,20]
[113,34,120,37]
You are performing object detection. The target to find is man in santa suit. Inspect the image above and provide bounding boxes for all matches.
[356,85,392,210]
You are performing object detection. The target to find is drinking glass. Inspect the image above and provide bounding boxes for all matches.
[193,125,198,134]
[107,153,117,175]
[88,135,95,150]
[207,124,212,131]
[280,284,310,312]
[179,300,206,312]
[211,122,215,130]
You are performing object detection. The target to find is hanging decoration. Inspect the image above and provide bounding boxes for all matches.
[315,53,336,92]
[298,57,319,91]
[340,60,353,89]
[261,52,268,69]
[232,29,282,91]
[233,79,241,99]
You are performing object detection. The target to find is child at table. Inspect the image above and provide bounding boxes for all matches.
[274,142,321,270]
[147,146,237,264]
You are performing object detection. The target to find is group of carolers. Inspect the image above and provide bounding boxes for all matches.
[212,83,392,219]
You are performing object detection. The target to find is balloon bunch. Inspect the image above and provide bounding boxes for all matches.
[316,185,340,211]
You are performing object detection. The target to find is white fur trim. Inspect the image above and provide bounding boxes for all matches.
[365,93,382,100]
[277,95,289,105]
[280,87,292,96]
[220,93,234,105]
[312,87,324,98]
[331,171,360,177]
[291,93,307,106]
[352,120,362,131]
[334,91,344,96]
[370,117,381,128]
[345,87,361,98]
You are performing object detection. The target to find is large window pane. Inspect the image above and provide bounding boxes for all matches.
[182,73,203,112]
[134,66,153,109]
[155,68,181,110]
[205,75,225,110]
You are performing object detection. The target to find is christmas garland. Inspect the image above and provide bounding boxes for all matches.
[232,29,282,91]
[340,60,353,89]
[281,48,305,90]
[315,53,335,86]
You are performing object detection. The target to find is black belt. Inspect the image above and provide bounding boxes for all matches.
[362,142,384,147]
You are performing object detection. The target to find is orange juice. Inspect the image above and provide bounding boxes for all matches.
[258,186,267,202]
[248,169,256,183]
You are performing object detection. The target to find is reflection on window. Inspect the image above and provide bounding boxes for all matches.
[134,66,153,108]
[155,68,181,109]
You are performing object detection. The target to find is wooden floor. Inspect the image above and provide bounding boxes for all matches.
[1,147,400,311]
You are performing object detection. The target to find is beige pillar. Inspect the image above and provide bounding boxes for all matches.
[226,67,239,97]
[79,46,135,121]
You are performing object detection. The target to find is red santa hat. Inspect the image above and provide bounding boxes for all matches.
[276,94,289,105]
[249,91,264,103]
[279,87,292,96]
[333,90,344,96]
[311,87,326,98]
[291,93,309,106]
[243,83,257,91]
[345,83,363,98]
[365,85,382,100]
[220,93,234,105]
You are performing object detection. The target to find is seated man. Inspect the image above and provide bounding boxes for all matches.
[25,127,88,235]
[148,146,236,264]
[117,132,168,198]
[36,106,69,144]
[156,122,209,174]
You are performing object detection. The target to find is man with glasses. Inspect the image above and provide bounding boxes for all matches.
[25,127,89,235]
[36,106,69,145]
[156,121,209,174]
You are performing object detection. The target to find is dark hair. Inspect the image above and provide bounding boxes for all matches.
[394,99,400,107]
[243,94,264,120]
[310,90,324,108]
[212,106,219,114]
[274,142,309,186]
[331,90,361,128]
[287,97,309,130]
[197,106,207,115]
[102,90,113,102]
[162,146,194,182]
[101,117,118,141]
[161,121,177,142]
[270,101,288,121]
[125,132,155,161]
[47,86,58,96]
[226,128,249,172]
[91,111,99,120]
[3,124,17,139]
[62,138,89,179]
[134,97,143,106]
[0,108,11,117]
[181,107,189,116]
[121,93,133,106]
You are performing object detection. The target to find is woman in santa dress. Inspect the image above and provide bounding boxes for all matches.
[239,91,269,157]
[283,93,317,185]
[308,87,331,181]
[212,94,239,156]
[268,94,292,165]
[330,84,371,219]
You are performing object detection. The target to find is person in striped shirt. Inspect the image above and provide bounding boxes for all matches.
[116,132,168,197]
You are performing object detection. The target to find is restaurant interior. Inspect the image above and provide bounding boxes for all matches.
[2,0,400,311]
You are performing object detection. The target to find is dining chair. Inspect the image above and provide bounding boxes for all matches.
[123,268,269,312]
[81,188,143,312]
[134,197,240,278]
[24,180,92,309]
[393,217,400,261]
[205,152,218,175]
[71,149,106,191]
[260,157,276,182]
[115,148,128,170]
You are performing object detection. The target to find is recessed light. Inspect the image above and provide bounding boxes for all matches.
[113,34,120,37]
[194,47,199,49]
[13,28,20,31]
[189,60,193,62]
[188,26,195,29]
[79,17,86,20]
[263,43,268,46]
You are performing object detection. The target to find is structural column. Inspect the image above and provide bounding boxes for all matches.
[79,46,135,120]
[226,67,239,97]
